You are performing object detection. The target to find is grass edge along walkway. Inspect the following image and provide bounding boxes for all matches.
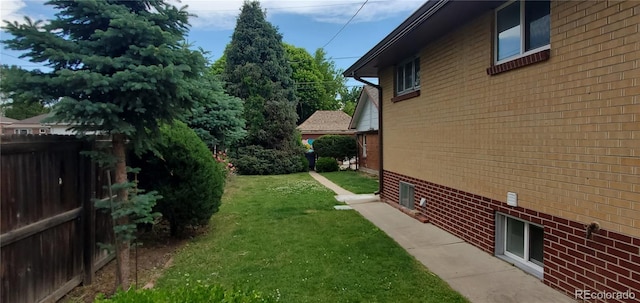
[318,171,379,194]
[156,173,468,303]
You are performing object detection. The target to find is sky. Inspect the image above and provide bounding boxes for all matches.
[0,0,425,88]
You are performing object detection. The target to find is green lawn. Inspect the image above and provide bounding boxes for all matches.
[319,171,379,194]
[157,173,467,303]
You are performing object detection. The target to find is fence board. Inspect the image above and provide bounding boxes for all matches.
[1,135,113,303]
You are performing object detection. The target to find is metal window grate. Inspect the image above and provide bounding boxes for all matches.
[399,181,415,210]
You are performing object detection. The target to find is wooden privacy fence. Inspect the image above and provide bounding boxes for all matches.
[1,135,114,303]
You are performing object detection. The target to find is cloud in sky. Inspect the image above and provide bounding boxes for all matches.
[179,0,423,30]
[1,0,27,24]
[1,0,422,30]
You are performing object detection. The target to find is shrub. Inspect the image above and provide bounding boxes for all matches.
[315,157,339,172]
[213,151,236,176]
[313,135,357,159]
[95,282,275,302]
[134,121,226,237]
[233,145,307,175]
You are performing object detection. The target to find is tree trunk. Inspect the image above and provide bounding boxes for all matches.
[112,133,130,290]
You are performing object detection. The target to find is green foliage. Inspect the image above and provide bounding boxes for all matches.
[210,54,226,76]
[285,44,341,124]
[340,86,362,116]
[315,157,339,173]
[95,282,275,303]
[342,101,356,117]
[134,121,225,236]
[94,169,162,247]
[313,135,357,159]
[1,0,206,152]
[1,100,50,120]
[314,48,346,109]
[233,145,307,175]
[182,72,246,150]
[223,1,299,151]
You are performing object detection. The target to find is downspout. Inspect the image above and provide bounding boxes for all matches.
[352,74,383,196]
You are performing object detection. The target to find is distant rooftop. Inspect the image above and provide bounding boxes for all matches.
[297,110,355,135]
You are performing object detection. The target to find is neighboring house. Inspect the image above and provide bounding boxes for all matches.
[349,85,380,175]
[1,113,76,135]
[1,113,51,135]
[297,110,355,148]
[0,116,20,135]
[344,0,639,299]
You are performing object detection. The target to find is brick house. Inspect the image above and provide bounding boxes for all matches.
[0,116,20,135]
[349,85,380,175]
[1,114,51,135]
[345,0,639,300]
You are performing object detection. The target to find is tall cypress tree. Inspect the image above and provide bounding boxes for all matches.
[2,0,205,288]
[223,0,299,150]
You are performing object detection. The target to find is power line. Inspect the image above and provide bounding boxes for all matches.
[321,0,369,49]
[1,52,48,67]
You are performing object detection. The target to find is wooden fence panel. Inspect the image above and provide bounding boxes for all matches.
[0,135,113,303]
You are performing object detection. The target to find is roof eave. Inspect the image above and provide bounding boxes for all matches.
[343,0,447,78]
[344,0,506,78]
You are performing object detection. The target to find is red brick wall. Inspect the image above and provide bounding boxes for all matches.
[382,170,640,302]
[357,132,379,172]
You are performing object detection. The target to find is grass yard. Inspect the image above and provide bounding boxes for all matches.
[319,171,379,194]
[157,173,467,303]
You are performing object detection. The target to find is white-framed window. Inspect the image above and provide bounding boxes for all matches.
[39,128,47,134]
[362,135,367,158]
[395,56,420,95]
[399,181,415,210]
[495,0,550,64]
[495,213,544,278]
[14,129,31,135]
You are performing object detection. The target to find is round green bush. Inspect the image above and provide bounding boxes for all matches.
[315,157,339,172]
[233,145,307,175]
[312,135,357,159]
[135,121,225,236]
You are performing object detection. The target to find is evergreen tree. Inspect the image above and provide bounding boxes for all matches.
[2,0,205,289]
[223,0,298,150]
[183,71,246,150]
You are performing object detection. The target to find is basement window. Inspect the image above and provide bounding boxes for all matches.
[399,181,415,210]
[495,213,544,278]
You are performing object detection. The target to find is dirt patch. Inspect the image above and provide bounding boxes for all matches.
[59,225,202,302]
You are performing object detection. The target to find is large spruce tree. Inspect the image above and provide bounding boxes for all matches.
[223,0,298,150]
[183,71,246,150]
[2,0,205,288]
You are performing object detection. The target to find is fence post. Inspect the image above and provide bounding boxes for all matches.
[83,143,96,285]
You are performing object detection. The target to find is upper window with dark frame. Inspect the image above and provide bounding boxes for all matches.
[395,56,420,95]
[495,0,550,63]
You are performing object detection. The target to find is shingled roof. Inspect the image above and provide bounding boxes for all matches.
[297,110,355,135]
[18,113,51,124]
[0,116,20,124]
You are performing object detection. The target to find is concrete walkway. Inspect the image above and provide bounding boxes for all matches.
[309,171,575,303]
